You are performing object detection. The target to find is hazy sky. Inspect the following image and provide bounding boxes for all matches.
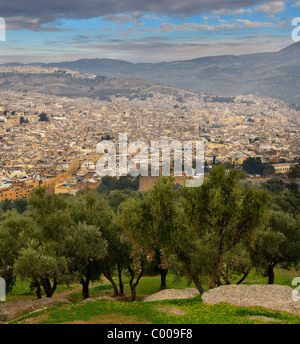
[0,0,298,63]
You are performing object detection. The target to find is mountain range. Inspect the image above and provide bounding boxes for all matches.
[3,42,300,105]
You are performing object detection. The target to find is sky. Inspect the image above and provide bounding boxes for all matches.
[0,0,299,63]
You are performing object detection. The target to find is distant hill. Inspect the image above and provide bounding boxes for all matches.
[2,42,300,104]
[0,70,190,100]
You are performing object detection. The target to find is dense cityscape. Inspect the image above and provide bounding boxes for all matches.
[0,66,299,199]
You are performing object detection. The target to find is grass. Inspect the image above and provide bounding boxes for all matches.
[4,280,82,303]
[11,296,300,325]
[67,275,196,303]
[3,268,300,324]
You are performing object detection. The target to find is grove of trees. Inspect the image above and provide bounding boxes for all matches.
[242,157,275,177]
[0,166,299,301]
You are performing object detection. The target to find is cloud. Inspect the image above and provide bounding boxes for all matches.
[235,19,274,28]
[6,16,73,31]
[292,1,300,7]
[155,22,240,32]
[52,35,291,63]
[0,31,290,64]
[134,19,275,34]
[212,9,252,16]
[135,21,143,27]
[1,0,276,30]
[103,12,142,24]
[254,1,286,15]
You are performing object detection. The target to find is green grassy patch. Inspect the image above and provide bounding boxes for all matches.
[12,296,300,325]
[4,268,300,324]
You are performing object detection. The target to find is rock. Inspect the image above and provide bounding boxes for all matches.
[202,284,300,315]
[0,297,71,322]
[143,288,199,302]
[0,299,34,322]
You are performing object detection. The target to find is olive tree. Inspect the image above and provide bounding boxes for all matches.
[180,166,270,292]
[0,211,36,294]
[15,188,73,297]
[66,222,108,299]
[253,210,300,284]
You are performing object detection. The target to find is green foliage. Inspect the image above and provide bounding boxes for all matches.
[179,166,270,289]
[261,179,284,193]
[0,165,299,304]
[0,198,28,213]
[253,210,300,281]
[242,157,275,176]
[68,188,130,298]
[106,189,139,213]
[65,222,108,283]
[120,177,180,255]
[20,116,29,124]
[10,188,111,298]
[119,177,181,293]
[0,211,36,292]
[15,245,69,284]
[38,112,49,122]
[13,189,73,296]
[97,176,139,192]
[262,178,300,217]
[287,164,300,180]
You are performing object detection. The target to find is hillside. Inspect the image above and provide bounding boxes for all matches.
[10,42,299,104]
[0,69,189,100]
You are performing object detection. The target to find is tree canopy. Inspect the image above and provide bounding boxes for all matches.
[0,167,299,301]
